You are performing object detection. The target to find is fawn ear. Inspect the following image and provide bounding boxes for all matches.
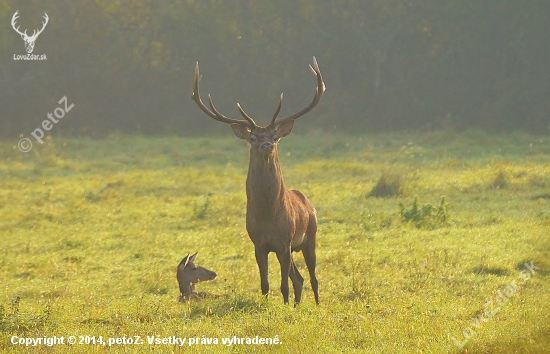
[275,120,294,139]
[178,254,190,272]
[231,124,250,140]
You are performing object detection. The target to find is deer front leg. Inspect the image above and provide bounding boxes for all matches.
[276,249,292,304]
[255,248,269,297]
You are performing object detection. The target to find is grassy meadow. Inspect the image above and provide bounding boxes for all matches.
[0,130,549,353]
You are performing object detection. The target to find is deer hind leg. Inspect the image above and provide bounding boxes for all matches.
[289,258,304,305]
[303,215,319,305]
[303,246,319,305]
[276,249,292,304]
[254,248,270,297]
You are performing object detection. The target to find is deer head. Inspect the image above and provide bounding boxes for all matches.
[191,57,325,157]
[11,11,49,54]
[177,252,217,302]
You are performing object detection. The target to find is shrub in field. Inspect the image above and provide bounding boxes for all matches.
[398,196,449,229]
[368,172,404,197]
[492,170,510,189]
[193,194,212,219]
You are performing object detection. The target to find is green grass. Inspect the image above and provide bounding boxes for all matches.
[1,130,549,353]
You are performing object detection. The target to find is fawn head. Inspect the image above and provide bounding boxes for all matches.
[177,253,217,297]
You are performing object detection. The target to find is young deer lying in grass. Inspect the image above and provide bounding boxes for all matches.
[177,253,218,302]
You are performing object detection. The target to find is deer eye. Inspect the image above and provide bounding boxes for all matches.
[249,136,257,142]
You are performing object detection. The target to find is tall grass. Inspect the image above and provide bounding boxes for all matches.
[1,131,549,353]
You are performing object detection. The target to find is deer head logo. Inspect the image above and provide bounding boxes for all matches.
[11,11,49,54]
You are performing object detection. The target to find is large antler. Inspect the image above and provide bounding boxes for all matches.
[11,11,49,39]
[191,62,257,129]
[191,57,325,129]
[268,56,326,128]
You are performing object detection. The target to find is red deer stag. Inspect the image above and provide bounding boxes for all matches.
[191,57,325,305]
[177,253,218,302]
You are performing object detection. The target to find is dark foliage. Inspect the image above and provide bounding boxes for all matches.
[2,1,549,138]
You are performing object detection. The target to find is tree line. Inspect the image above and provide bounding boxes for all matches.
[1,0,549,138]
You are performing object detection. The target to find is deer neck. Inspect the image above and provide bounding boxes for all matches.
[180,282,195,296]
[246,147,286,218]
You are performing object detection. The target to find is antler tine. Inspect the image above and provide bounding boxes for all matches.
[207,94,253,126]
[271,56,326,128]
[236,103,258,127]
[191,61,253,128]
[207,94,226,118]
[268,94,284,128]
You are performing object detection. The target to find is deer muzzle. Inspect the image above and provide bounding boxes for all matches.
[259,142,274,153]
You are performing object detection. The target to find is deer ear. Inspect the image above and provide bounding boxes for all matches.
[275,120,294,139]
[231,124,250,140]
[189,252,198,263]
[178,254,190,271]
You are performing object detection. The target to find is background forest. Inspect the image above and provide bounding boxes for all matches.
[1,0,549,137]
[2,2,550,353]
